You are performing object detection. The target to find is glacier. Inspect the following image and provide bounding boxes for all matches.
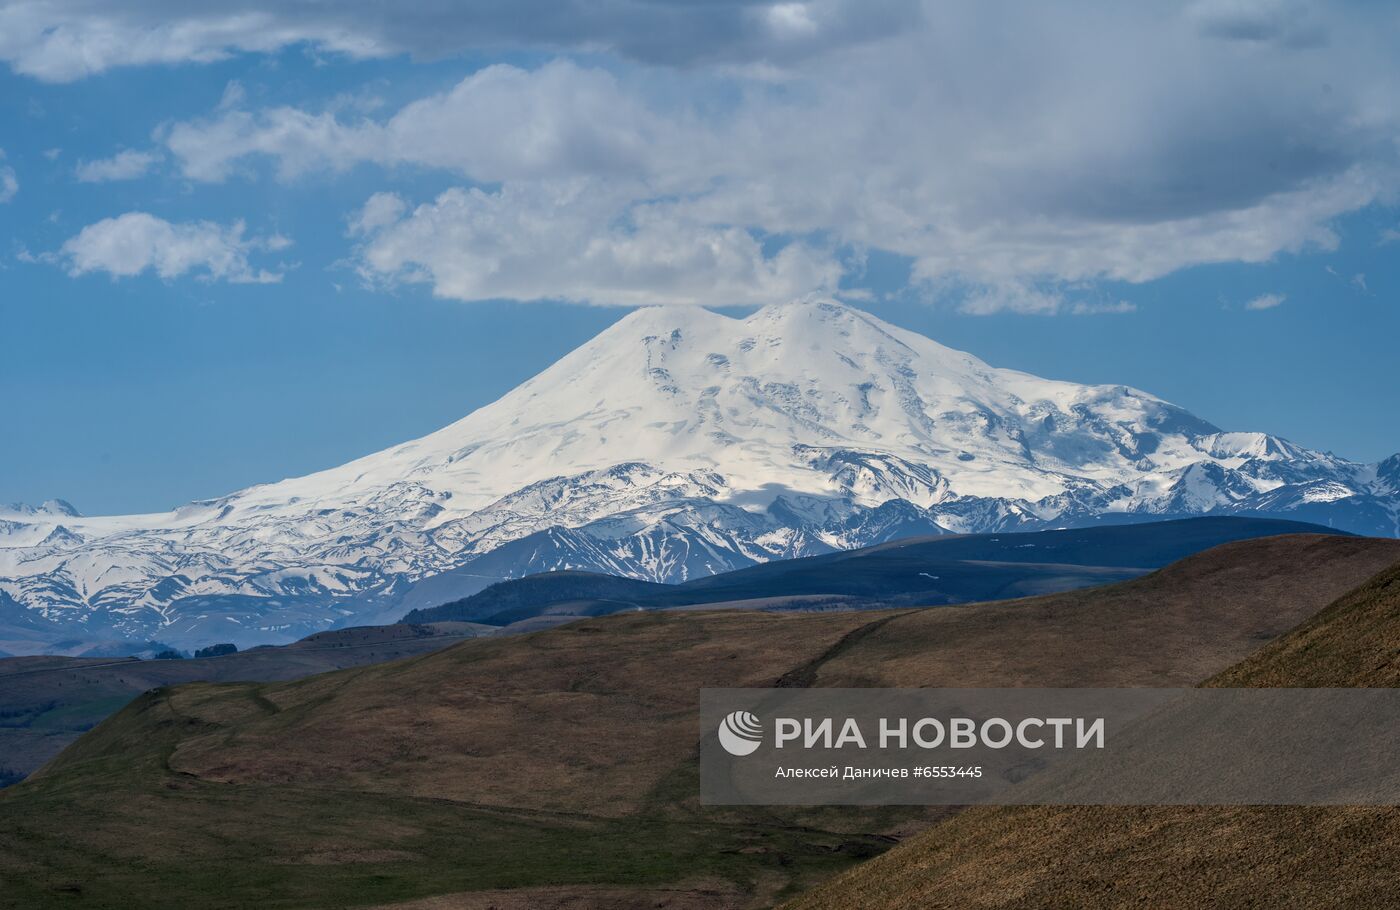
[2,299,1396,647]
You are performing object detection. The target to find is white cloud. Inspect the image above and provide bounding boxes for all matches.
[1245,292,1287,310]
[950,284,1137,317]
[350,182,839,306]
[0,1,907,83]
[1071,300,1138,316]
[955,281,1067,317]
[163,61,690,184]
[0,6,383,83]
[75,149,161,182]
[60,213,289,283]
[0,152,15,203]
[146,1,1400,310]
[14,3,1396,310]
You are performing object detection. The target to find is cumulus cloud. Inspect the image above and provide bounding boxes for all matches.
[349,183,839,306]
[0,149,16,203]
[0,5,381,83]
[17,2,1400,312]
[1245,292,1287,310]
[143,3,1400,311]
[163,61,693,184]
[0,0,910,82]
[60,213,290,283]
[75,149,161,182]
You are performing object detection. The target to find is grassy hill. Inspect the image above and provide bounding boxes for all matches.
[0,533,1396,909]
[0,622,491,783]
[783,558,1400,909]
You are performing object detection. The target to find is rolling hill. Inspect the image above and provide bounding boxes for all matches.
[784,558,1400,909]
[0,532,1396,908]
[0,622,489,784]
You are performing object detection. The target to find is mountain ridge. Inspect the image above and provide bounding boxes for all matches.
[401,516,1345,627]
[2,299,1396,646]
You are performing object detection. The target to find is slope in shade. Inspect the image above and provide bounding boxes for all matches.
[1,299,1396,645]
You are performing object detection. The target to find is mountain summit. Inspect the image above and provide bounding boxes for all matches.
[2,300,1395,645]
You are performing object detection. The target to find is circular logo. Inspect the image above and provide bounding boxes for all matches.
[717,710,763,756]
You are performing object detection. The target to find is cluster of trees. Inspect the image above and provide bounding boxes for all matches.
[149,643,237,660]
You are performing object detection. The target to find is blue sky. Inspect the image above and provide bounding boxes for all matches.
[1,1,1398,515]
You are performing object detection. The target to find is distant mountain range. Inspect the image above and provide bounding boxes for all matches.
[2,300,1396,646]
[403,516,1342,627]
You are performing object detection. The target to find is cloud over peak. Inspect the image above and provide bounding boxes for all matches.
[152,2,1400,310]
[349,184,839,307]
[15,2,1400,313]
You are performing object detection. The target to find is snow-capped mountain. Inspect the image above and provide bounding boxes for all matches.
[2,300,1396,646]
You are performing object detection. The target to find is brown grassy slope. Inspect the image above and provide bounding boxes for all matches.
[810,533,1400,687]
[1209,557,1400,687]
[93,534,1396,817]
[0,622,490,779]
[2,534,1397,910]
[783,557,1400,910]
[3,609,898,910]
[106,609,882,815]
